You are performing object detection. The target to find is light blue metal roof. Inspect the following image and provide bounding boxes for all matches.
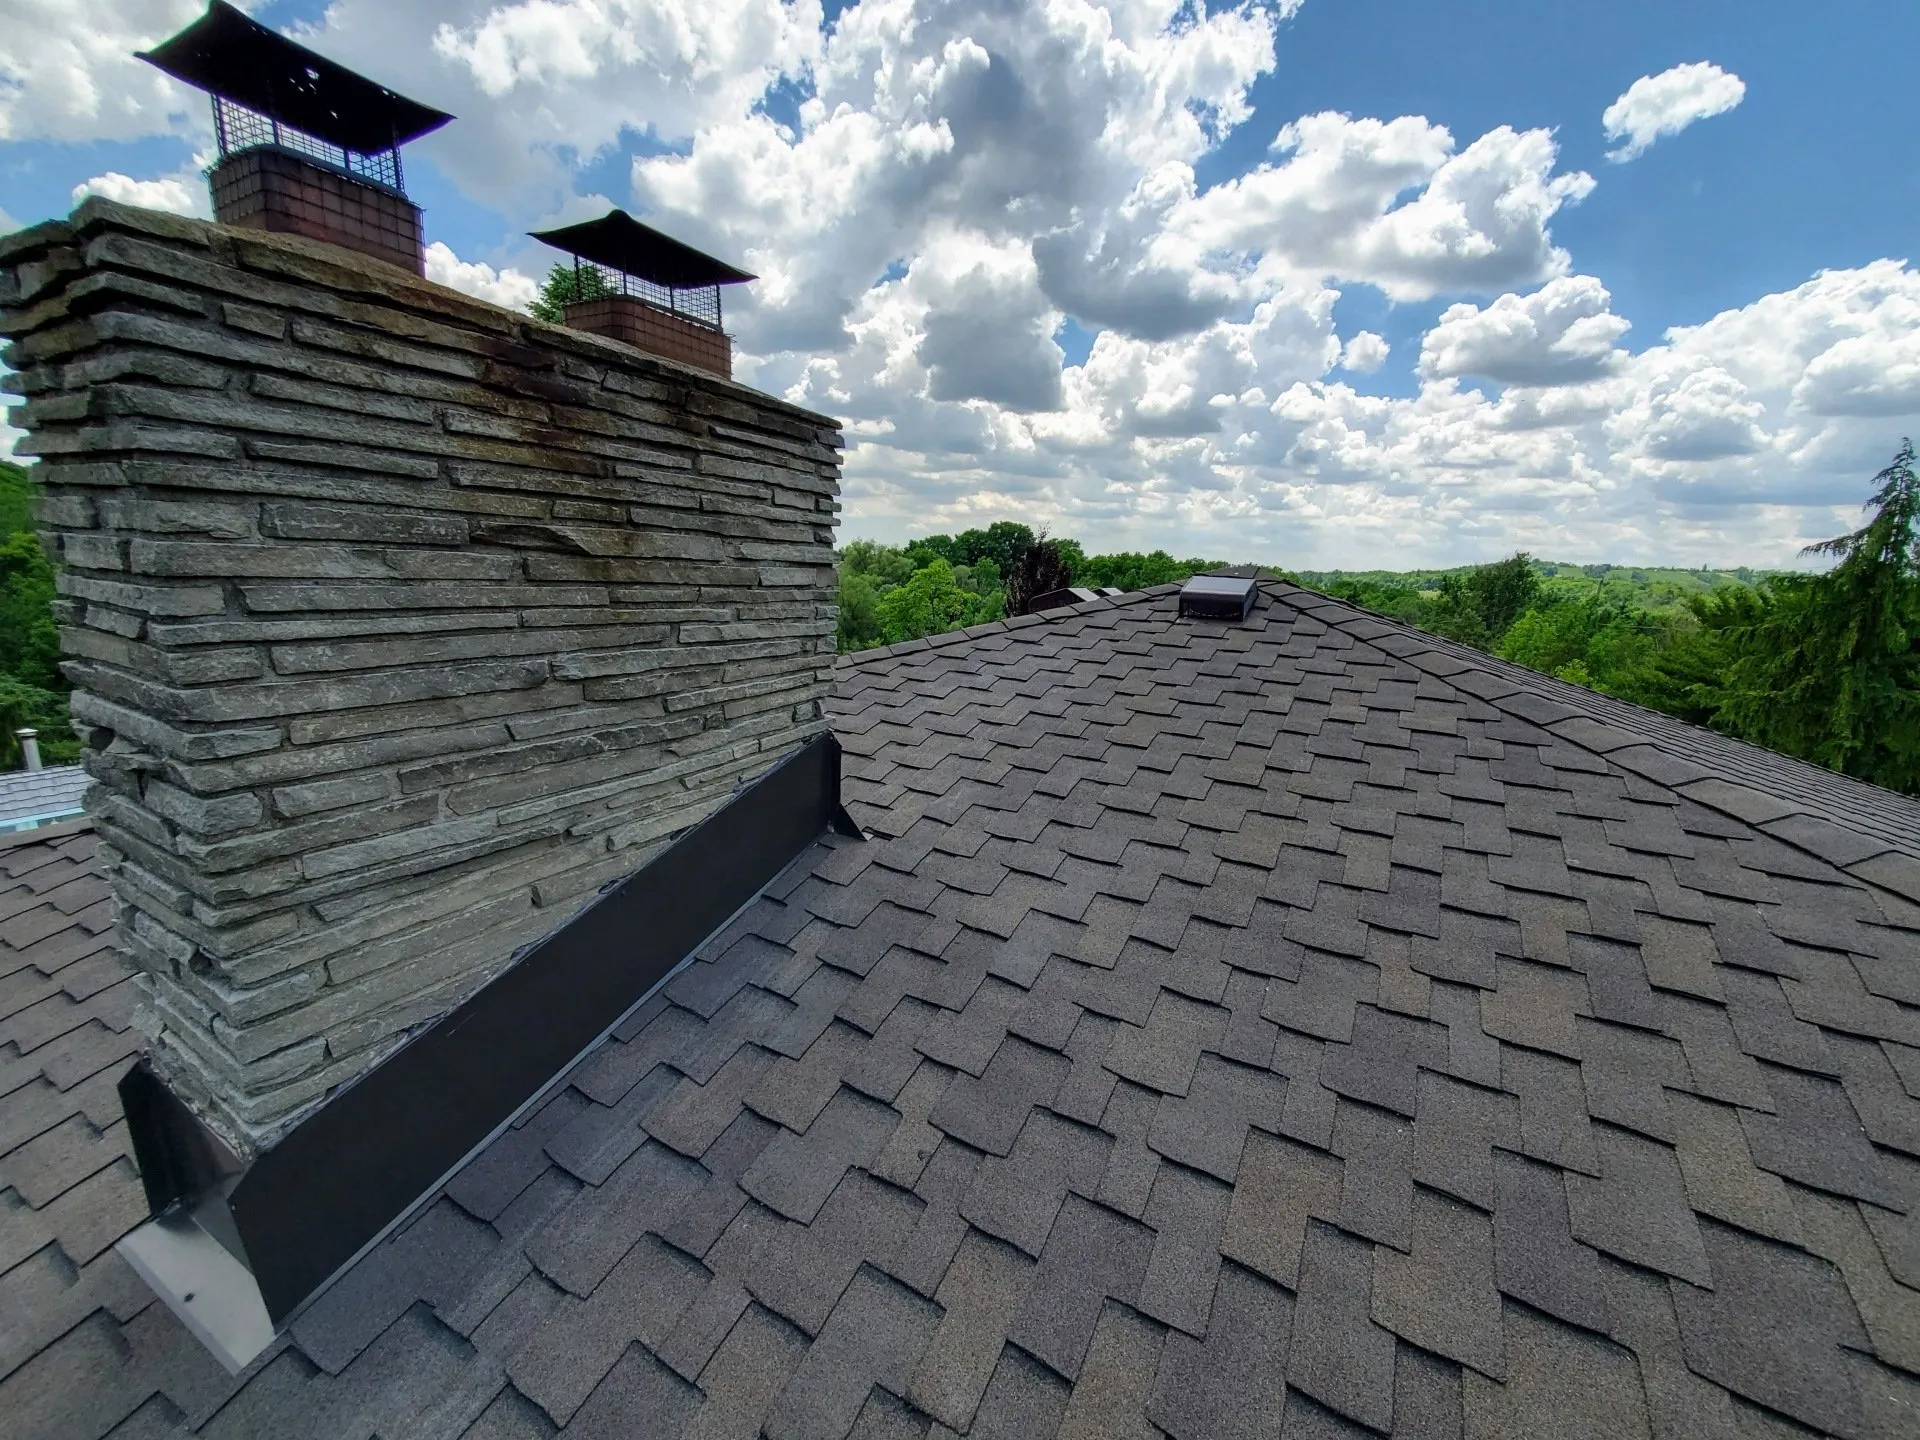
[0,765,90,826]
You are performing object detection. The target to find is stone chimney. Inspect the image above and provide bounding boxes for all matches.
[138,1,452,276]
[0,198,842,1155]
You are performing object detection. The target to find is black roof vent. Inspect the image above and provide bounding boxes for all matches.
[1178,573,1259,621]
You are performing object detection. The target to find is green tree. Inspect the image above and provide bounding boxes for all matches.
[527,262,616,323]
[1698,440,1920,792]
[0,530,61,692]
[1007,531,1077,615]
[0,461,76,766]
[877,558,990,642]
[841,539,916,588]
[953,522,1035,576]
[1075,549,1220,591]
[835,569,887,652]
[1426,553,1540,650]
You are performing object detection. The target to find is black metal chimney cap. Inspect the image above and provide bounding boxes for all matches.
[529,210,757,290]
[1178,573,1259,621]
[138,1,454,154]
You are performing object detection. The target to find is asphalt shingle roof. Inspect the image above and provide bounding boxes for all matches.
[1,579,1918,1438]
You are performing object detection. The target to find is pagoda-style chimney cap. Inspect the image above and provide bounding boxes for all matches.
[529,210,756,290]
[138,0,453,155]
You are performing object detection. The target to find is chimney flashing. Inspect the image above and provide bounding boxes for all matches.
[116,734,863,1372]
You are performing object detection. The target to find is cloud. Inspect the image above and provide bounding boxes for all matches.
[913,239,1066,412]
[1419,275,1629,386]
[300,0,827,221]
[71,169,208,218]
[1172,113,1594,302]
[0,0,212,143]
[630,0,1286,360]
[423,241,540,311]
[1339,331,1389,373]
[0,204,17,234]
[4,1,1914,572]
[1603,61,1746,162]
[1628,367,1769,461]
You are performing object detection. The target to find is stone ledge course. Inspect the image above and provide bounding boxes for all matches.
[0,198,845,1149]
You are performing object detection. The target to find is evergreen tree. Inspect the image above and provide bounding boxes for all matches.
[1006,531,1075,615]
[527,262,616,323]
[1702,440,1920,793]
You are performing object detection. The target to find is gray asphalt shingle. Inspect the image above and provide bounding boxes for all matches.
[2,581,1919,1437]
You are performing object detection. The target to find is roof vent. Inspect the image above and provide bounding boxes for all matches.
[1178,573,1259,621]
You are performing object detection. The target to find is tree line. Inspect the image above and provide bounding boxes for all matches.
[839,442,1920,797]
[2,440,1913,795]
[835,521,1226,652]
[0,461,77,769]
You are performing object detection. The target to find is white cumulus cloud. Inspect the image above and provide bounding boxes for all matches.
[1419,275,1630,386]
[71,169,209,217]
[1340,331,1390,373]
[1172,114,1594,302]
[1603,61,1746,162]
[423,241,541,312]
[0,0,214,144]
[2,1,1914,572]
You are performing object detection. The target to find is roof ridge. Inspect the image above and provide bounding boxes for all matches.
[1266,581,1920,893]
[833,581,1184,669]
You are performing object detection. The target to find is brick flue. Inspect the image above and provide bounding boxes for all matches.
[211,149,425,276]
[564,295,734,379]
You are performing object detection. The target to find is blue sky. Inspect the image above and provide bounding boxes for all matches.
[4,1,1918,568]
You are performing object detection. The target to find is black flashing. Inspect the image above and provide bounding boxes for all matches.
[137,1,453,154]
[529,210,756,290]
[117,732,861,1358]
[1178,573,1259,621]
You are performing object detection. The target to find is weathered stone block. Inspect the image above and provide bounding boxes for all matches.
[270,772,397,820]
[260,503,469,546]
[144,778,266,837]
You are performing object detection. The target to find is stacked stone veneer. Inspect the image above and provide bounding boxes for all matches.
[211,149,426,276]
[0,198,842,1152]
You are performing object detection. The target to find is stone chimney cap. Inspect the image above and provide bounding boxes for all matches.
[530,209,756,291]
[137,0,454,154]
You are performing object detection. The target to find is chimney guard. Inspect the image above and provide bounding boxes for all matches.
[529,210,756,378]
[136,1,454,274]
